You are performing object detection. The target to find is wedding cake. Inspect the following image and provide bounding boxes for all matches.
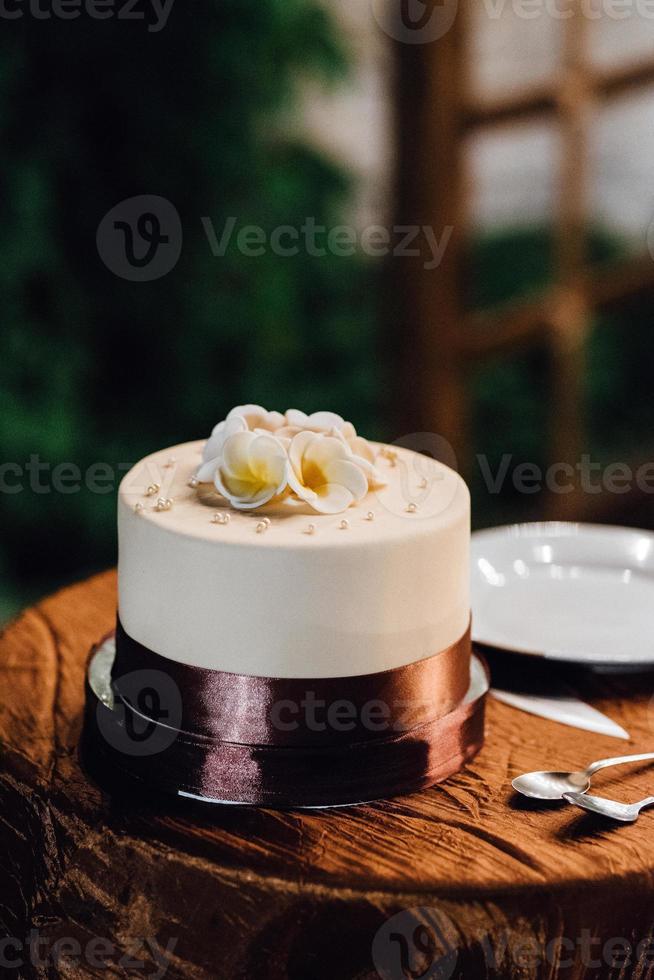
[85,406,486,807]
[118,405,470,679]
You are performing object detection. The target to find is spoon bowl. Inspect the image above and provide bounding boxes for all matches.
[512,751,654,801]
[512,770,591,800]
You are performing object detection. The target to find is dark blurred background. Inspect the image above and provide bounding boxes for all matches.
[2,0,654,620]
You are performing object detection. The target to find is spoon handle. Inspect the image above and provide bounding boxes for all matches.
[639,797,654,810]
[587,751,654,777]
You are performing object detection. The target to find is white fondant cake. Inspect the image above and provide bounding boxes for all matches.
[117,408,470,678]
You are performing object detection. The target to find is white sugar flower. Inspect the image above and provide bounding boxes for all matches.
[326,422,386,488]
[285,409,347,433]
[196,405,385,507]
[339,422,376,464]
[276,411,379,472]
[200,414,248,467]
[201,431,289,510]
[287,431,369,514]
[274,409,347,442]
[199,404,286,477]
[227,404,286,432]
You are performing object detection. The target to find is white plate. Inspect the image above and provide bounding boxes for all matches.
[471,522,654,667]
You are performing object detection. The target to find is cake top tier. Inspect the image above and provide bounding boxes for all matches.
[119,405,467,550]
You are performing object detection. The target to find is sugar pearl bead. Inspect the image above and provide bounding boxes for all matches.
[304,524,316,535]
[365,511,375,521]
[156,497,173,512]
[256,521,267,534]
[339,519,350,530]
[406,502,418,514]
[134,502,144,514]
[145,483,160,496]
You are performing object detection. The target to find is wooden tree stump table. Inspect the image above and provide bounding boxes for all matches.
[2,572,654,979]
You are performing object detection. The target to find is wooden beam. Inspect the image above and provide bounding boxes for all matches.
[465,82,556,129]
[460,252,654,360]
[392,0,471,460]
[465,57,654,130]
[462,298,549,359]
[545,3,591,519]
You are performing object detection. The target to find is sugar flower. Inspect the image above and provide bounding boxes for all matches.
[197,405,385,513]
[202,431,289,510]
[287,431,369,514]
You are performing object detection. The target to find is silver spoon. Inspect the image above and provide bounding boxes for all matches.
[563,791,654,822]
[512,751,654,800]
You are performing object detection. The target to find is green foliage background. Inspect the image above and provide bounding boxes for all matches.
[0,0,381,616]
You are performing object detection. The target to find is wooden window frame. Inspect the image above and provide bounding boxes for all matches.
[394,0,654,519]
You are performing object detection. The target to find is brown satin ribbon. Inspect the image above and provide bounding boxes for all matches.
[113,618,472,745]
[89,618,485,807]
